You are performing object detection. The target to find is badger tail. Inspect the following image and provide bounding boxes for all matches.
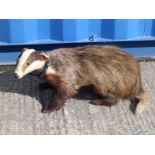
[135,88,150,115]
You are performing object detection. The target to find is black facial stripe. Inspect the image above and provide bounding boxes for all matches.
[18,54,21,59]
[22,51,40,72]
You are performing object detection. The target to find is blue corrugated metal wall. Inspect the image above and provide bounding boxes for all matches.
[0,19,155,64]
[0,19,155,44]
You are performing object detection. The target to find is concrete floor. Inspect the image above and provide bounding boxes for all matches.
[0,62,155,135]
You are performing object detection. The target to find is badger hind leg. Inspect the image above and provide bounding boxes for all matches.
[131,88,150,115]
[89,96,119,107]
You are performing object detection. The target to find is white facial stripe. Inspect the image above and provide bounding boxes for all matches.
[24,61,56,75]
[24,60,45,75]
[20,49,36,64]
[15,49,36,76]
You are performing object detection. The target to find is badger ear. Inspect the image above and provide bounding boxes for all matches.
[22,48,29,51]
[40,52,49,60]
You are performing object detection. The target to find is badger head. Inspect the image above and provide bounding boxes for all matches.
[14,48,49,79]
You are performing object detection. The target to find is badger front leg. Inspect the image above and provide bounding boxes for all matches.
[42,74,75,113]
[39,82,52,90]
[89,97,119,107]
[41,89,68,113]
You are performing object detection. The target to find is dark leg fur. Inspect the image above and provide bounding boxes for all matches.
[39,82,52,90]
[42,74,75,113]
[42,87,68,113]
[89,97,118,107]
[130,97,140,114]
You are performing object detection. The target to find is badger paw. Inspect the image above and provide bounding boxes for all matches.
[41,105,61,113]
[89,99,103,105]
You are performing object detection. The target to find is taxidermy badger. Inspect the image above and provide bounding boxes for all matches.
[14,45,150,114]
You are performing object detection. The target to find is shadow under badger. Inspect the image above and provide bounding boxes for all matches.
[14,45,150,114]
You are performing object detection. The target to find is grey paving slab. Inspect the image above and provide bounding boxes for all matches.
[0,62,155,135]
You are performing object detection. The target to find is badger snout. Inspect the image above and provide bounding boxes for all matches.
[14,73,19,78]
[14,73,22,79]
[14,71,24,79]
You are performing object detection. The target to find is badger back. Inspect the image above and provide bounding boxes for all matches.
[73,45,141,98]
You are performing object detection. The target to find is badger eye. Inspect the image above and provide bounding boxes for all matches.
[27,62,30,66]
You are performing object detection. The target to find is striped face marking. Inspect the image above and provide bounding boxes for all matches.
[14,48,49,79]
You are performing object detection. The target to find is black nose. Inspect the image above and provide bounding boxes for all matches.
[14,73,18,78]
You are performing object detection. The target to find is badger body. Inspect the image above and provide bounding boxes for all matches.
[15,45,150,114]
[47,45,140,99]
